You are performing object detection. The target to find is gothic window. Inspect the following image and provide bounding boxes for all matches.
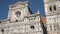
[15,11,21,17]
[54,24,60,31]
[54,25,56,31]
[54,5,56,11]
[49,6,52,11]
[56,25,60,30]
[50,25,52,31]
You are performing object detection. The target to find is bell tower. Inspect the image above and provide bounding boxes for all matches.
[8,1,31,22]
[44,0,58,16]
[44,0,60,34]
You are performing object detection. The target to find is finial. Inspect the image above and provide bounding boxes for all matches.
[37,9,40,14]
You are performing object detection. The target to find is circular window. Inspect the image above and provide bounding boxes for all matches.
[30,25,35,30]
[15,11,21,17]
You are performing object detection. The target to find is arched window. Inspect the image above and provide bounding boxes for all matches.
[49,6,52,11]
[50,25,52,31]
[54,24,60,31]
[54,5,56,11]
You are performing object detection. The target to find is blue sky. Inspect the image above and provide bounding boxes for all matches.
[0,0,45,20]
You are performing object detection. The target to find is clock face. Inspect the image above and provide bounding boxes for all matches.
[15,11,21,17]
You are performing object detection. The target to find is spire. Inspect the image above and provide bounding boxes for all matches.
[37,9,40,14]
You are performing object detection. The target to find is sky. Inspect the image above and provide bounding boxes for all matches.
[0,0,45,20]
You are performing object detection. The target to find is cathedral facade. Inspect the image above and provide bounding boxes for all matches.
[44,0,60,34]
[0,1,44,34]
[1,0,60,34]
